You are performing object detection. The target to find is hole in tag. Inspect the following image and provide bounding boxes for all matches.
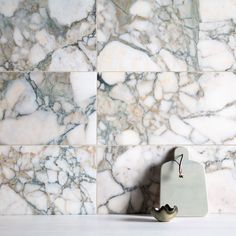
[174,154,184,178]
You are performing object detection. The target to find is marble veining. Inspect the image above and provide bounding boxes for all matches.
[0,0,96,71]
[198,0,236,71]
[1,0,236,216]
[0,146,96,214]
[97,0,198,71]
[97,146,236,214]
[0,72,96,145]
[98,72,236,145]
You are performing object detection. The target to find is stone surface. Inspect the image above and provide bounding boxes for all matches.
[199,0,236,22]
[98,72,236,145]
[0,72,96,145]
[97,0,198,71]
[0,0,96,71]
[1,0,236,216]
[97,146,236,214]
[198,0,236,71]
[0,146,96,214]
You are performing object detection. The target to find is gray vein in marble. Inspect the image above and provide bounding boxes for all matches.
[0,72,96,145]
[97,0,199,71]
[98,72,236,145]
[0,146,96,215]
[197,0,236,71]
[97,146,236,214]
[198,20,236,71]
[0,0,96,71]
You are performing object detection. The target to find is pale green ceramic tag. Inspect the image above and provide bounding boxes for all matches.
[160,147,208,217]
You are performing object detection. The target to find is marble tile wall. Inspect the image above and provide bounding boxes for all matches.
[0,0,97,215]
[0,0,236,215]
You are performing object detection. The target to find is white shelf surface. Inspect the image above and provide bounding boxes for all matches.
[0,214,235,236]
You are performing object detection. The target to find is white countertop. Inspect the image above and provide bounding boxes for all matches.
[0,214,235,236]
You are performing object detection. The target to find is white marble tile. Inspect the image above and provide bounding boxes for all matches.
[97,146,236,214]
[0,0,96,71]
[198,21,236,71]
[199,0,236,22]
[97,0,198,71]
[0,146,96,214]
[0,72,96,145]
[198,0,236,71]
[98,72,236,145]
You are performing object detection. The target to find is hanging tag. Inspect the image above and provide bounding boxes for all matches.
[160,147,208,217]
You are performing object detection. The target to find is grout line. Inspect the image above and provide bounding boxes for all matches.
[0,71,97,73]
[0,70,236,74]
[1,144,236,147]
[95,144,236,147]
[1,71,236,73]
[95,0,98,74]
[97,71,236,73]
